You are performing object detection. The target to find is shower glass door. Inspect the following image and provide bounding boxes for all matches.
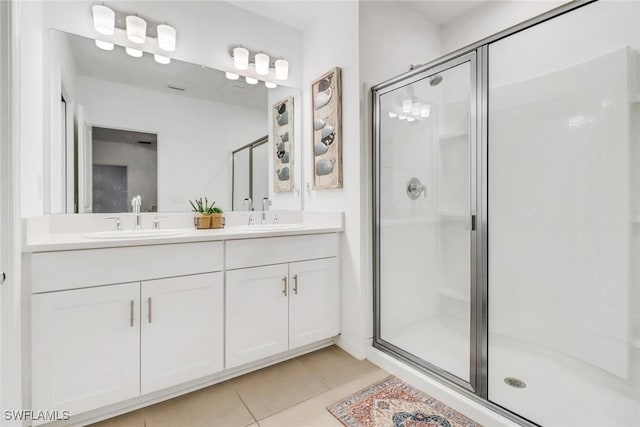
[374,53,477,389]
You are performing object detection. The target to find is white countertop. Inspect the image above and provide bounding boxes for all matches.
[22,212,344,253]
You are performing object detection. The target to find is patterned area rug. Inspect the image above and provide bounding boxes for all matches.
[327,376,482,427]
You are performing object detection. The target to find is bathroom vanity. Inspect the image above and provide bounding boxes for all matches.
[24,212,342,426]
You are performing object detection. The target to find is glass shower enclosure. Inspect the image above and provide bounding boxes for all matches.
[373,1,640,425]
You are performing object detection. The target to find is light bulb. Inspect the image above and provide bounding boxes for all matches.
[388,112,398,118]
[95,40,114,51]
[126,15,147,44]
[233,47,249,70]
[125,47,143,58]
[225,72,239,80]
[265,81,277,89]
[411,102,421,116]
[245,76,258,85]
[255,53,270,76]
[421,104,431,117]
[402,99,412,113]
[92,5,115,35]
[157,24,176,52]
[154,54,170,64]
[275,59,289,81]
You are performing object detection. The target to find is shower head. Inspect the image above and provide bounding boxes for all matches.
[429,74,443,87]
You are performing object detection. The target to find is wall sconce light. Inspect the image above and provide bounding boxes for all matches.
[92,4,115,35]
[95,40,114,51]
[157,24,176,52]
[226,72,240,80]
[154,54,170,64]
[233,47,250,70]
[265,81,277,89]
[245,76,258,85]
[125,47,143,58]
[126,15,147,44]
[255,52,270,76]
[274,59,289,81]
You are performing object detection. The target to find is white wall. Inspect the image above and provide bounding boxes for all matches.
[76,76,267,212]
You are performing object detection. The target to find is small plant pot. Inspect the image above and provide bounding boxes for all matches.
[209,213,224,229]
[195,214,211,229]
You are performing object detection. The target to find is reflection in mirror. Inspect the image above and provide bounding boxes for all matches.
[231,137,268,211]
[47,29,302,214]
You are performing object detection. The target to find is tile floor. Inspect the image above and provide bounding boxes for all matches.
[91,345,388,427]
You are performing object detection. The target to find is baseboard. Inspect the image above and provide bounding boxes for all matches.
[334,335,367,360]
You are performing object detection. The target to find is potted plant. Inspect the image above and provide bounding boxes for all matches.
[208,205,224,229]
[189,198,225,229]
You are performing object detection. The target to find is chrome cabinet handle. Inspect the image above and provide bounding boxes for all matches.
[148,297,152,323]
[293,274,298,294]
[282,276,287,296]
[129,300,134,327]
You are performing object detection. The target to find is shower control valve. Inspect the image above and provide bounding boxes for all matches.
[406,177,427,200]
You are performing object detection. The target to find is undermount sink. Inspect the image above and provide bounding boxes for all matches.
[84,229,186,239]
[239,224,306,232]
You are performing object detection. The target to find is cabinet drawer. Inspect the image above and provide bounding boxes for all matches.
[225,234,339,270]
[30,242,223,293]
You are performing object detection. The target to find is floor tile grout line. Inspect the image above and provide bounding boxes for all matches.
[235,389,260,425]
[292,358,335,390]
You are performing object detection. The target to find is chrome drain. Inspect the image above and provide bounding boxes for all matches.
[504,377,526,388]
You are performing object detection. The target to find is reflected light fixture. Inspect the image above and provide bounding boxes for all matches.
[154,54,170,64]
[265,81,277,89]
[126,15,147,44]
[255,53,270,76]
[245,76,258,85]
[399,115,407,120]
[388,112,398,118]
[402,99,412,113]
[92,5,115,35]
[95,40,114,51]
[125,47,143,57]
[275,58,289,81]
[157,24,176,52]
[226,72,240,80]
[421,105,431,117]
[233,47,249,70]
[406,117,416,122]
[411,102,421,116]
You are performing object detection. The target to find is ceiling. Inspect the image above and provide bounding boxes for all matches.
[64,31,268,110]
[227,0,488,29]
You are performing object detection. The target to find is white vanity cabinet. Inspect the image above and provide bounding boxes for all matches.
[31,282,141,418]
[225,234,340,369]
[141,273,224,394]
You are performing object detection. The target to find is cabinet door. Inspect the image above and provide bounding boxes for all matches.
[225,264,289,369]
[289,258,340,348]
[141,273,223,394]
[32,283,140,419]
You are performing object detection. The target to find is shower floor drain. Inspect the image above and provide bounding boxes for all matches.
[504,377,527,388]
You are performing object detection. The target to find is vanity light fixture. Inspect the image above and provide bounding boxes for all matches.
[255,53,270,76]
[265,81,277,89]
[402,99,412,113]
[125,47,143,58]
[154,54,170,64]
[226,72,240,80]
[126,15,147,44]
[95,40,114,51]
[157,24,176,52]
[245,76,258,85]
[274,58,289,81]
[92,4,115,35]
[233,47,250,70]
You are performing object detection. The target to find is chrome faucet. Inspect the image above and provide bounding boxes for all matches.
[243,197,253,211]
[131,195,142,230]
[261,198,272,224]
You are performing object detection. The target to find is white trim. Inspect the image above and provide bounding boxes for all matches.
[1,1,23,426]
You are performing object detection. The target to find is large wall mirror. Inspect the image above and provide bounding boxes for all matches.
[47,29,302,214]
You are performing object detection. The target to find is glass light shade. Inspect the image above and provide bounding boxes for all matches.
[265,81,277,89]
[399,115,407,120]
[92,5,115,35]
[126,15,147,44]
[274,59,289,81]
[154,54,170,64]
[225,72,239,80]
[411,102,421,115]
[421,104,431,117]
[402,99,412,113]
[125,47,143,58]
[406,117,416,122]
[388,112,398,118]
[95,40,114,51]
[233,47,249,70]
[255,53,270,76]
[157,24,176,52]
[245,76,258,85]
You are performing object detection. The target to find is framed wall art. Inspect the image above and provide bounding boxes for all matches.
[312,67,342,189]
[273,96,294,192]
